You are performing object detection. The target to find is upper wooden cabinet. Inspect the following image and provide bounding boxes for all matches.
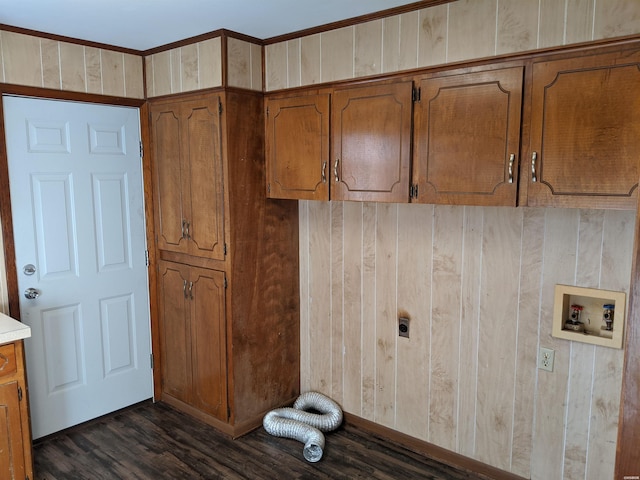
[332,81,413,202]
[522,49,640,209]
[266,94,330,200]
[266,81,413,203]
[413,66,524,206]
[150,96,226,260]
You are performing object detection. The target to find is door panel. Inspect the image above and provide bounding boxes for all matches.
[3,96,152,438]
[190,267,227,420]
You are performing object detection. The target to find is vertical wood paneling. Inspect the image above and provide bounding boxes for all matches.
[123,53,144,99]
[593,0,640,39]
[586,210,634,480]
[198,37,222,90]
[429,206,463,449]
[530,209,578,479]
[447,0,497,63]
[396,204,431,440]
[475,208,521,470]
[374,204,398,428]
[538,0,567,48]
[562,210,602,480]
[510,208,544,478]
[354,20,382,78]
[1,31,42,87]
[342,202,363,414]
[180,43,199,92]
[170,49,181,93]
[330,202,344,403]
[85,47,103,94]
[320,27,353,83]
[381,15,401,74]
[227,38,251,90]
[361,203,377,419]
[397,11,419,70]
[457,206,483,457]
[497,0,539,55]
[101,50,125,97]
[266,43,287,92]
[287,39,301,88]
[308,201,332,392]
[250,43,262,91]
[298,202,311,392]
[300,34,321,86]
[417,6,447,68]
[41,39,61,89]
[566,0,596,44]
[60,43,86,92]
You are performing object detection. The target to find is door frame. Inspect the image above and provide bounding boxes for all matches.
[0,84,161,399]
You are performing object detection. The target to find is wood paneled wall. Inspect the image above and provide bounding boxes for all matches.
[0,30,144,98]
[299,202,634,479]
[144,36,262,97]
[265,0,640,91]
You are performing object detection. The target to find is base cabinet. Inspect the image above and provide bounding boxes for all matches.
[158,261,227,422]
[0,341,32,480]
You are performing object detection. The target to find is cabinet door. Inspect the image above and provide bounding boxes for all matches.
[189,267,227,421]
[0,381,26,480]
[150,103,189,254]
[332,82,413,202]
[182,98,226,260]
[414,67,523,206]
[158,261,192,404]
[525,50,640,209]
[266,94,330,200]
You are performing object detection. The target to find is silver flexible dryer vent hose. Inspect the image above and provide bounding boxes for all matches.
[263,391,343,462]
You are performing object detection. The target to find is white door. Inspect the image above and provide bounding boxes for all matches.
[3,95,152,439]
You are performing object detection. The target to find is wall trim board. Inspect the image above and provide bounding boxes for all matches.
[262,0,455,45]
[344,413,527,480]
[0,23,142,56]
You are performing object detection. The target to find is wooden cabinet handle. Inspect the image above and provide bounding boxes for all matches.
[508,153,515,184]
[531,152,538,183]
[334,159,340,182]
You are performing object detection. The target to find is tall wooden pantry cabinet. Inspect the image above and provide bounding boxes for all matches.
[149,89,300,437]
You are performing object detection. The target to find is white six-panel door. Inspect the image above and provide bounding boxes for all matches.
[3,96,152,438]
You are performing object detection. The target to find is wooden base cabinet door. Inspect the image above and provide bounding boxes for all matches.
[414,66,523,206]
[158,261,192,405]
[265,94,330,200]
[332,81,413,203]
[524,50,640,209]
[0,381,26,480]
[189,267,227,421]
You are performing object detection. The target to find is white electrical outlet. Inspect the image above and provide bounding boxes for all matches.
[538,347,555,372]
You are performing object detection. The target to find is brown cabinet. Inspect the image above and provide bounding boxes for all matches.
[522,49,640,209]
[150,97,225,260]
[413,66,524,206]
[0,341,32,480]
[265,94,330,200]
[149,90,300,437]
[266,81,413,203]
[158,261,227,421]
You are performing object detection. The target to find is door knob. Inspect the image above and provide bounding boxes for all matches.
[24,288,40,299]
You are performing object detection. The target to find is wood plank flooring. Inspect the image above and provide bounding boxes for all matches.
[33,401,489,479]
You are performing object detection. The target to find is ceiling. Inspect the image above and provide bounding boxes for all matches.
[0,0,422,51]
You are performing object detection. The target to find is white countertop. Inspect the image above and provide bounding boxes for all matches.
[0,312,31,345]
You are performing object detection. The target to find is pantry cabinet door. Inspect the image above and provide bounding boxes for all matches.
[265,94,330,200]
[332,81,413,203]
[414,66,523,206]
[525,50,640,209]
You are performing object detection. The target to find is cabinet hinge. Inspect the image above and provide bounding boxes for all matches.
[227,405,231,419]
[139,140,144,158]
[145,249,150,267]
[218,98,223,115]
[150,354,154,369]
[224,243,228,256]
[266,106,270,117]
[18,386,22,401]
[267,183,271,194]
[224,277,228,289]
[412,87,421,102]
[410,184,419,199]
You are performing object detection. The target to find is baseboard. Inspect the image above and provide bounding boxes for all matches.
[344,413,528,480]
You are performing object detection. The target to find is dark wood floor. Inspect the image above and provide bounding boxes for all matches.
[33,401,489,479]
